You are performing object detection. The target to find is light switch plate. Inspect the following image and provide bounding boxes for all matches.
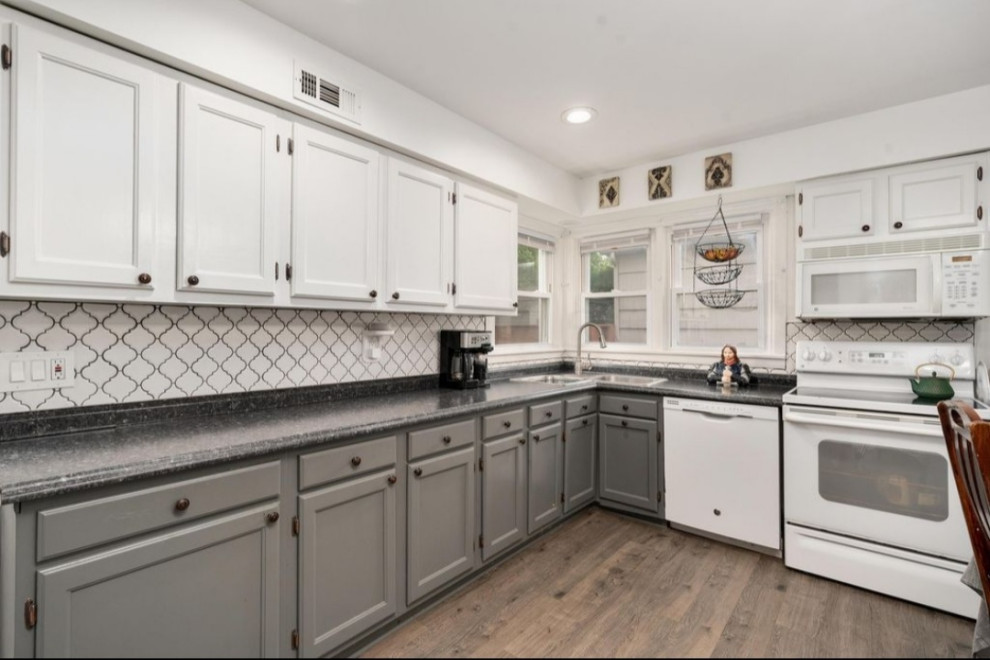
[0,351,75,392]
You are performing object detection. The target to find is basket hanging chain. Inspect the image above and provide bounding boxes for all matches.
[693,195,735,249]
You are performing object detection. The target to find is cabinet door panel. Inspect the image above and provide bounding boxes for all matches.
[299,470,396,657]
[454,183,517,311]
[564,416,596,513]
[889,160,979,233]
[528,422,562,534]
[385,159,452,307]
[292,124,380,302]
[407,447,475,603]
[798,177,875,241]
[11,25,161,289]
[36,504,280,658]
[599,415,659,513]
[482,433,526,560]
[179,83,286,296]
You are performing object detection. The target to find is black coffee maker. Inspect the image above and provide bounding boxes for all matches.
[440,330,494,389]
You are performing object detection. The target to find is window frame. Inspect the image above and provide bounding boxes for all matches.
[493,235,554,349]
[580,234,652,349]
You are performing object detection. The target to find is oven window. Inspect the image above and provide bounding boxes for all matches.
[818,440,948,521]
[810,269,917,305]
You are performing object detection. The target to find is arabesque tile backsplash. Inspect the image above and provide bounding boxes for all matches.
[0,299,977,414]
[0,301,484,414]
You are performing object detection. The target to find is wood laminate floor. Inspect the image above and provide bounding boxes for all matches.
[361,508,974,658]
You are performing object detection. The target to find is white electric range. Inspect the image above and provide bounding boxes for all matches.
[782,340,986,618]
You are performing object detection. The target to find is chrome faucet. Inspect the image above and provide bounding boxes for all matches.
[576,323,607,376]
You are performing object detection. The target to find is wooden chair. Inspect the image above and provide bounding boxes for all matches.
[937,400,990,601]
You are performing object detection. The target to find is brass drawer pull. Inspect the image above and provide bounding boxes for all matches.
[351,456,362,467]
[503,421,512,428]
[175,498,190,512]
[545,411,553,418]
[138,272,152,285]
[442,435,452,444]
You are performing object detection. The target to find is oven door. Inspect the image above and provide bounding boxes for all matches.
[798,255,937,318]
[783,404,969,561]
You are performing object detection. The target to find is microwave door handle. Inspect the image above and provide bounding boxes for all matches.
[783,410,943,438]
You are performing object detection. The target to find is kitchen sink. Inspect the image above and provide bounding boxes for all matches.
[509,374,593,385]
[588,374,668,386]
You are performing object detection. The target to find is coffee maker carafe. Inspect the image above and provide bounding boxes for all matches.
[440,330,494,389]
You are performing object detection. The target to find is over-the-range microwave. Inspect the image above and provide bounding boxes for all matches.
[797,244,990,319]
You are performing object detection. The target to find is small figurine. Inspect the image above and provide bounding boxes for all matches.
[706,344,753,386]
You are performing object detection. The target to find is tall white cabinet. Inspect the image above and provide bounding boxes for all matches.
[9,24,168,292]
[178,84,289,297]
[290,123,381,304]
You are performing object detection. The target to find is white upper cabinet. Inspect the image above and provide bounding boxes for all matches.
[9,24,167,292]
[453,183,517,312]
[888,156,981,234]
[797,176,876,242]
[178,83,289,297]
[384,159,453,308]
[291,123,381,303]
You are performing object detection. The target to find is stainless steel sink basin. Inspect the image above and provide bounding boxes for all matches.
[509,374,592,385]
[589,374,668,386]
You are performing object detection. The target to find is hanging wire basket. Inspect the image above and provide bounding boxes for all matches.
[695,288,747,309]
[695,241,745,263]
[695,263,743,286]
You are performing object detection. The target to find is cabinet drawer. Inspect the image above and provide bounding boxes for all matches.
[408,419,475,461]
[529,400,563,427]
[482,408,526,439]
[300,435,397,490]
[599,394,658,420]
[566,395,597,419]
[36,461,281,562]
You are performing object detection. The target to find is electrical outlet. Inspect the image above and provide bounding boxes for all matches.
[0,351,74,392]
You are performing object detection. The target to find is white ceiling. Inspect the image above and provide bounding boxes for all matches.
[242,0,990,178]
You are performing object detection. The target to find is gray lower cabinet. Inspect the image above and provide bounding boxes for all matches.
[298,469,397,657]
[35,502,281,658]
[481,432,527,561]
[527,422,563,534]
[564,414,596,513]
[407,446,476,604]
[599,413,659,514]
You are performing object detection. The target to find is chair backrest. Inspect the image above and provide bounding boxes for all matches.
[938,400,990,599]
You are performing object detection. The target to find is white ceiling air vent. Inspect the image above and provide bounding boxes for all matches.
[293,62,361,124]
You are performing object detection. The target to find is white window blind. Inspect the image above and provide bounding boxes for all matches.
[580,229,651,254]
[518,232,555,253]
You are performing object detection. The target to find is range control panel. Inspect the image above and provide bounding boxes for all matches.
[795,340,974,378]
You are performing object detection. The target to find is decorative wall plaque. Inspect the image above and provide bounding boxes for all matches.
[648,165,672,200]
[598,177,620,208]
[704,153,733,190]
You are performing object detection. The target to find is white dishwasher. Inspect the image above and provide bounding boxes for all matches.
[663,397,781,552]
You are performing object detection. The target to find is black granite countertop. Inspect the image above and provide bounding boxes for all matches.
[0,374,792,503]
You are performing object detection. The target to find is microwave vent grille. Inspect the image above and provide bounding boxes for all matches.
[293,62,361,124]
[804,233,984,260]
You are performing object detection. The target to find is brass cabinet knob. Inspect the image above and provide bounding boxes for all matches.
[503,421,511,428]
[351,456,362,467]
[387,475,397,485]
[138,273,152,285]
[621,420,628,427]
[545,411,553,418]
[442,435,452,444]
[414,467,423,477]
[533,435,540,442]
[266,511,279,524]
[518,438,526,445]
[175,498,190,512]
[187,275,200,286]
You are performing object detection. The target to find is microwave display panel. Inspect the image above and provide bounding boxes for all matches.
[810,269,918,305]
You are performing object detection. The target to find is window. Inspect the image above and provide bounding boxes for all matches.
[581,232,650,344]
[669,216,765,351]
[495,234,553,345]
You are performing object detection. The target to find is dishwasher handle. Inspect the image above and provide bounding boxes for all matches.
[679,408,754,421]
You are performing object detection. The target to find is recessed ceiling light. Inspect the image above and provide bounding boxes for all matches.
[562,107,597,125]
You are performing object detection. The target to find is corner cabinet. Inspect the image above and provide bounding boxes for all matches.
[453,183,518,312]
[8,23,172,295]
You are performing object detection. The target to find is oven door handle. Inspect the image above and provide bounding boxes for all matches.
[783,410,943,437]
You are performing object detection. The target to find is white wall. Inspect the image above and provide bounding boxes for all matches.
[5,0,582,217]
[579,85,990,219]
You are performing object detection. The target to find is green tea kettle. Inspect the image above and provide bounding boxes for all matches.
[910,362,955,400]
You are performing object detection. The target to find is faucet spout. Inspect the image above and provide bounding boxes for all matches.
[576,323,608,376]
